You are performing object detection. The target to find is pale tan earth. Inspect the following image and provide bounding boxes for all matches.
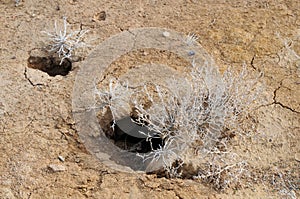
[0,0,299,198]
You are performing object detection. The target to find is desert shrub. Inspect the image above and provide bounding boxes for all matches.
[95,60,263,190]
[43,17,89,64]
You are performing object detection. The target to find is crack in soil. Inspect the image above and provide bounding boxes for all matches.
[24,67,44,87]
[256,79,299,114]
[273,81,300,114]
[250,55,256,70]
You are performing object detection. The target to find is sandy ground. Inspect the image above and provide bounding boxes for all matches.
[0,0,299,198]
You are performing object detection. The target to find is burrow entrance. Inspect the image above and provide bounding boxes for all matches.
[27,56,72,76]
[72,27,215,172]
[96,49,190,155]
[113,116,163,153]
[96,86,166,155]
[27,49,72,76]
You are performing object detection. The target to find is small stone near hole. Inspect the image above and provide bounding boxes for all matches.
[162,31,170,37]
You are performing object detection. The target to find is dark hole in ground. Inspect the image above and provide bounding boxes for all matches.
[113,129,163,153]
[27,56,72,76]
[113,117,163,153]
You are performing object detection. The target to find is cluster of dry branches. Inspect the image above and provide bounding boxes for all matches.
[95,59,263,189]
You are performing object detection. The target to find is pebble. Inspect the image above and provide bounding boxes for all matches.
[92,11,106,22]
[162,31,170,37]
[141,50,148,56]
[48,164,66,172]
[58,155,65,162]
[188,51,195,56]
[295,153,300,162]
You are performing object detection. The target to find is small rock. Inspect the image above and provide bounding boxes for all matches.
[58,155,65,162]
[144,181,160,189]
[92,11,106,21]
[48,164,66,172]
[162,31,170,37]
[295,153,300,162]
[188,51,195,56]
[25,67,50,86]
[142,51,148,56]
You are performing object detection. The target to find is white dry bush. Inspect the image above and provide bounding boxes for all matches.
[94,79,132,131]
[95,60,263,190]
[185,33,199,46]
[43,17,89,64]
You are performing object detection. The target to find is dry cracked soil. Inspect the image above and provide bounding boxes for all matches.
[0,0,299,198]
